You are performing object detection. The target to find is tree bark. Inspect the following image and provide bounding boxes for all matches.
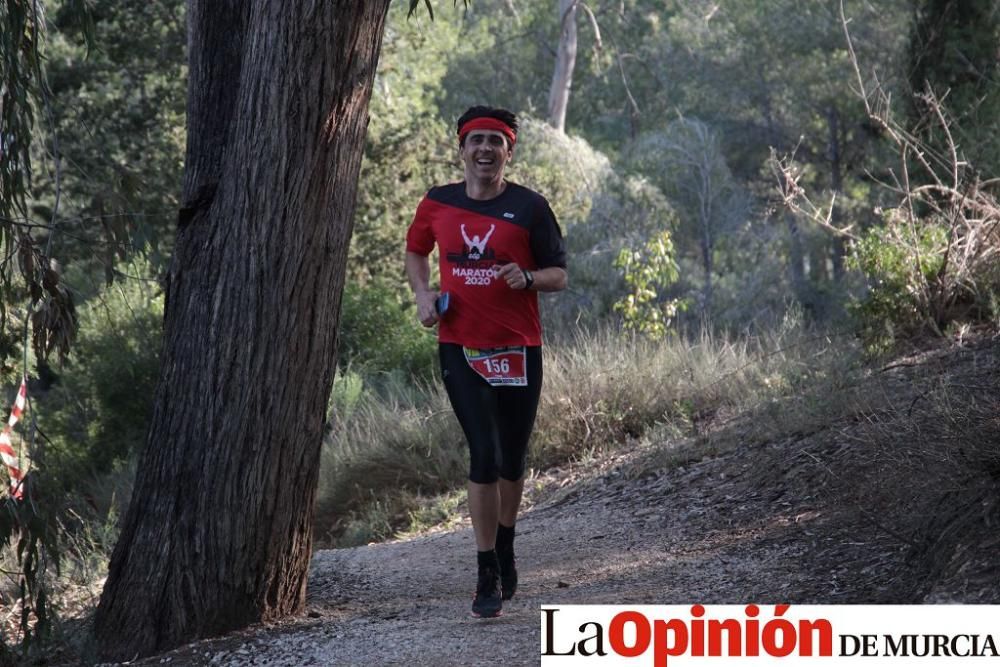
[547,0,578,133]
[698,162,714,317]
[93,0,391,660]
[785,211,811,310]
[826,105,847,282]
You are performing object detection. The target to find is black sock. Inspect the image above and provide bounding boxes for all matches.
[496,523,515,553]
[477,549,499,570]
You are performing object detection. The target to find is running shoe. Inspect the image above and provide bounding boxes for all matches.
[497,548,517,601]
[472,565,502,618]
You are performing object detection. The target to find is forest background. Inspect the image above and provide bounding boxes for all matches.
[1,0,999,659]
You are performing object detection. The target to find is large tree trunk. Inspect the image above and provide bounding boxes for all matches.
[93,0,391,660]
[547,0,577,133]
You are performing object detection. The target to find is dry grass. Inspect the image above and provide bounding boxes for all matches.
[833,346,1000,598]
[315,376,466,546]
[729,334,1000,601]
[316,320,854,546]
[533,323,851,464]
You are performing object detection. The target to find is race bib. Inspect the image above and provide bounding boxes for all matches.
[463,346,528,387]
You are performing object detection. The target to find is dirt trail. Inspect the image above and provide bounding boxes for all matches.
[119,337,998,666]
[132,445,909,665]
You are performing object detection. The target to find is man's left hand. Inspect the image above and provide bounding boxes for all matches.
[494,263,529,290]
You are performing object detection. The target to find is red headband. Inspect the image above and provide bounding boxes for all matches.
[458,117,517,146]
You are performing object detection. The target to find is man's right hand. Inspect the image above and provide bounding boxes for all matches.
[416,289,439,327]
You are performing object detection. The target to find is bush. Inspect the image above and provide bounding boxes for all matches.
[508,118,682,334]
[613,230,685,339]
[848,218,945,347]
[37,263,163,478]
[506,118,613,228]
[847,191,1000,352]
[778,67,1000,351]
[336,279,437,382]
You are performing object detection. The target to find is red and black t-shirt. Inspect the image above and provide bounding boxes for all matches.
[406,181,566,348]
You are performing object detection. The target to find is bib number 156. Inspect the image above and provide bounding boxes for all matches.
[485,358,510,374]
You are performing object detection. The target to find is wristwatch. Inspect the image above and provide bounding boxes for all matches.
[523,269,534,290]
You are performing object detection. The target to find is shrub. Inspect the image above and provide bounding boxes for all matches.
[613,230,686,339]
[506,117,613,228]
[336,279,437,382]
[509,117,682,333]
[37,264,162,477]
[848,217,944,347]
[846,184,1000,353]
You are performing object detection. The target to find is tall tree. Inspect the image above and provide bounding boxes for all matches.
[92,0,391,659]
[907,0,1000,173]
[628,118,743,317]
[548,0,578,132]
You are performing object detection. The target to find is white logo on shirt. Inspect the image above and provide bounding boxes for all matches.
[461,223,495,260]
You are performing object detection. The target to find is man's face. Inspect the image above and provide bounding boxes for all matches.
[460,129,513,182]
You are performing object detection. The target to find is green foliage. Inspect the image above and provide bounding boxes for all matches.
[848,221,942,343]
[436,2,556,122]
[626,118,743,248]
[37,263,162,476]
[337,279,436,382]
[552,172,678,331]
[1,0,43,221]
[39,0,187,272]
[1,2,176,648]
[3,0,181,388]
[350,3,474,285]
[613,230,684,339]
[1,0,82,375]
[907,0,1000,174]
[505,117,684,332]
[624,117,747,318]
[507,117,613,227]
[0,484,60,661]
[406,0,469,21]
[847,198,1000,352]
[1,267,158,661]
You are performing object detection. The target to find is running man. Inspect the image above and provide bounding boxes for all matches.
[405,106,567,617]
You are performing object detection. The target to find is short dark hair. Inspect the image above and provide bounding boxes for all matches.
[456,106,518,147]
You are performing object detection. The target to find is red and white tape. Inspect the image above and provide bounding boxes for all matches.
[0,378,28,499]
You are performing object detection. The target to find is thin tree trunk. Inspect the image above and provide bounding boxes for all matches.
[827,105,847,282]
[93,0,391,660]
[547,0,577,133]
[764,80,811,311]
[785,211,810,309]
[700,234,713,316]
[699,166,713,317]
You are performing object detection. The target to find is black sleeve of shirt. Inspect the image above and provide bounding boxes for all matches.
[530,198,567,269]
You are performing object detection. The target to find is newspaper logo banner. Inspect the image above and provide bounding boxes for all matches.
[541,605,1000,665]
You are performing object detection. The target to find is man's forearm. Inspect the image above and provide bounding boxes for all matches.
[530,266,567,292]
[405,251,432,295]
[406,251,440,327]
